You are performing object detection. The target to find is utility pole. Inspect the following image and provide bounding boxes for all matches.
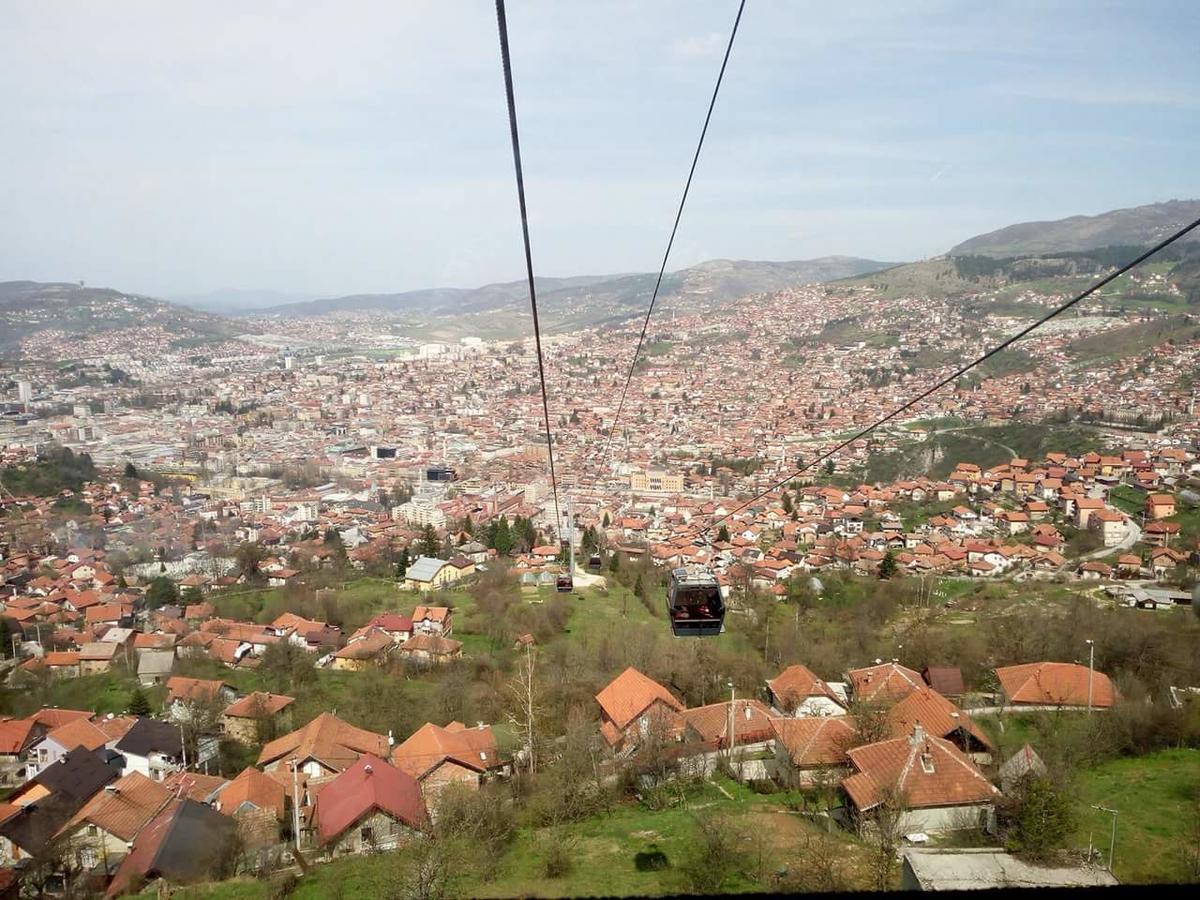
[726,681,736,770]
[1085,639,1095,715]
[292,762,302,852]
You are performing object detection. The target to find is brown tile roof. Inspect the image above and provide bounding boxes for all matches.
[681,700,775,747]
[847,662,925,704]
[768,664,843,710]
[595,667,684,730]
[165,676,227,704]
[215,767,286,821]
[257,712,389,773]
[224,692,295,719]
[58,771,171,842]
[843,727,999,812]
[995,662,1116,708]
[886,687,992,750]
[390,721,500,780]
[771,716,858,768]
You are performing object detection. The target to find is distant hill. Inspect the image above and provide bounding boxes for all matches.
[255,256,896,327]
[0,281,248,350]
[168,288,323,313]
[949,199,1200,258]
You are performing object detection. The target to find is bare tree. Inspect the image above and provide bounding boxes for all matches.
[863,782,909,891]
[506,642,541,774]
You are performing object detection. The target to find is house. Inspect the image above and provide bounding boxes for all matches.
[395,632,463,665]
[679,699,776,776]
[404,557,461,592]
[360,612,413,643]
[0,747,122,866]
[56,771,172,871]
[842,725,1001,833]
[314,755,427,855]
[921,666,965,699]
[114,718,187,782]
[771,716,858,785]
[257,712,389,777]
[994,662,1116,709]
[213,766,288,849]
[105,798,236,898]
[846,661,925,704]
[1145,493,1176,520]
[331,628,397,671]
[26,716,134,778]
[0,718,46,785]
[901,848,1118,890]
[886,687,992,762]
[410,606,453,636]
[165,677,237,722]
[997,744,1047,793]
[1089,509,1126,547]
[222,692,295,745]
[78,642,120,676]
[594,667,685,754]
[137,649,176,685]
[390,722,506,802]
[766,664,847,717]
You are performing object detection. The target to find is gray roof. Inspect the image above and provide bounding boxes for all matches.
[997,744,1047,789]
[406,556,447,582]
[137,649,176,675]
[903,849,1118,889]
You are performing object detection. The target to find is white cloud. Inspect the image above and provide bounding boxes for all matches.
[671,32,725,59]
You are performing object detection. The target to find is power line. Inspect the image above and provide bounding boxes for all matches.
[699,214,1200,541]
[494,0,561,534]
[597,0,747,474]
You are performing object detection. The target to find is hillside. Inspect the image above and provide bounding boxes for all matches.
[0,281,248,350]
[949,199,1200,258]
[254,256,895,327]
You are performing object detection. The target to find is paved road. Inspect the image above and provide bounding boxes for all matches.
[1078,517,1142,562]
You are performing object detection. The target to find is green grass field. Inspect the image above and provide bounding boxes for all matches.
[1071,749,1200,884]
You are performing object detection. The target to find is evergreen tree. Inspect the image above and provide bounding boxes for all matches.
[602,512,611,528]
[418,524,442,558]
[123,461,139,479]
[609,553,620,574]
[128,687,152,716]
[145,576,179,609]
[879,550,898,580]
[717,524,731,543]
[396,546,411,578]
[494,516,514,556]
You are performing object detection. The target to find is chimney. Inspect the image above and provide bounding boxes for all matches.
[910,723,926,746]
[364,764,373,775]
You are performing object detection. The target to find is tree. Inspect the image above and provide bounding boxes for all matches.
[864,782,909,890]
[235,541,266,582]
[717,525,731,543]
[492,517,513,556]
[128,687,152,716]
[1000,774,1075,861]
[879,550,898,580]
[145,575,179,609]
[418,524,442,559]
[608,552,620,574]
[507,644,541,773]
[123,461,139,479]
[396,546,412,578]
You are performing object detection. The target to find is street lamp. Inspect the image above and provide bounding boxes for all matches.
[1085,639,1095,715]
[1092,805,1117,872]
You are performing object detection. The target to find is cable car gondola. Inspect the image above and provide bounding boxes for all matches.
[666,565,725,637]
[556,572,574,593]
[587,554,602,572]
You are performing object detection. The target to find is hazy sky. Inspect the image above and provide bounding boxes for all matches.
[2,1,1197,298]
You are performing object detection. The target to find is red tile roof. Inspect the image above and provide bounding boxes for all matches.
[771,716,858,768]
[594,667,684,730]
[843,727,999,812]
[995,662,1116,708]
[315,755,426,844]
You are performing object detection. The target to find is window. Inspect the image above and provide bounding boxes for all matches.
[80,847,97,869]
[86,825,98,837]
[360,826,374,844]
[920,753,935,775]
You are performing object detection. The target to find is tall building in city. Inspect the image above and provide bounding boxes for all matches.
[16,380,32,404]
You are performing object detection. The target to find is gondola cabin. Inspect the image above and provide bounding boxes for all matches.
[666,565,725,637]
[556,572,574,592]
[587,554,602,572]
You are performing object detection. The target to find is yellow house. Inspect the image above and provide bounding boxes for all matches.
[404,557,461,592]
